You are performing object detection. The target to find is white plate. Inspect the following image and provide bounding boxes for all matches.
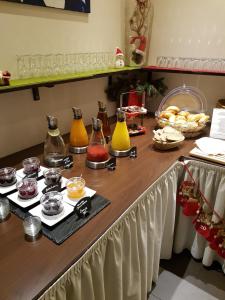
[17,166,48,179]
[7,179,46,208]
[29,201,74,227]
[62,187,96,207]
[0,175,21,195]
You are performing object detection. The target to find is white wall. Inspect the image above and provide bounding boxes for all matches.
[0,0,125,157]
[149,0,225,114]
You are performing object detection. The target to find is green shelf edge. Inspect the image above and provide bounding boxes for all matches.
[0,66,140,93]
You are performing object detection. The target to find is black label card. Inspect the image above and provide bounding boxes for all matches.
[129,147,137,159]
[23,171,39,179]
[106,157,116,171]
[75,196,92,218]
[42,182,62,194]
[63,155,73,169]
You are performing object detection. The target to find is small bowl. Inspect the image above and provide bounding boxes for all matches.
[66,177,85,199]
[40,192,63,216]
[153,137,184,150]
[0,167,17,187]
[43,168,62,186]
[22,157,40,175]
[16,178,38,199]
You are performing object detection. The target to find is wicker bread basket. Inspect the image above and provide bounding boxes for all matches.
[153,137,184,150]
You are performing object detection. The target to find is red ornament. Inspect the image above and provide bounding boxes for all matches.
[194,222,211,238]
[209,236,223,251]
[177,181,195,207]
[182,199,200,216]
[206,227,221,242]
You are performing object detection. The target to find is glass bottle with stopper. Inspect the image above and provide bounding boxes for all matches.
[110,109,131,157]
[44,115,66,167]
[97,101,111,142]
[86,117,110,169]
[69,107,89,154]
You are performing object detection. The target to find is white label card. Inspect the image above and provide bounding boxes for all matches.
[210,108,225,140]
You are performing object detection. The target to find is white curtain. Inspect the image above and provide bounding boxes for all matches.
[39,162,182,300]
[174,159,225,272]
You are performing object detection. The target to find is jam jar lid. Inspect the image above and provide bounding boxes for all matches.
[155,85,207,118]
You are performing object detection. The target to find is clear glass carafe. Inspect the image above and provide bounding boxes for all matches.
[44,115,66,167]
[87,118,109,162]
[111,110,131,151]
[70,107,89,147]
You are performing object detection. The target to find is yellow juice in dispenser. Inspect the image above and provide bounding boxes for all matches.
[70,107,88,147]
[111,110,131,151]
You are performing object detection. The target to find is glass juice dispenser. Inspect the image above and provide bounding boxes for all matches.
[97,101,111,142]
[69,107,89,154]
[110,109,132,157]
[86,117,110,169]
[44,115,66,167]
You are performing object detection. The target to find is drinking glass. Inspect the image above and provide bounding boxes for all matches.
[0,199,10,221]
[23,216,41,237]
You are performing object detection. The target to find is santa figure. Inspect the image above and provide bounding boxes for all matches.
[115,47,125,68]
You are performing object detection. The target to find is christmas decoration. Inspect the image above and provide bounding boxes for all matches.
[115,47,125,69]
[177,162,225,260]
[0,70,11,86]
[126,0,154,66]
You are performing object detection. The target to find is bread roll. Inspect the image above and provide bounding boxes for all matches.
[159,111,174,119]
[165,105,180,114]
[169,115,176,123]
[178,111,190,118]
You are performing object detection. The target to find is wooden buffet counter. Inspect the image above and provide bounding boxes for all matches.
[0,118,196,300]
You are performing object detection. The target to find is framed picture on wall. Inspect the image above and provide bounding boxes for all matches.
[4,0,91,13]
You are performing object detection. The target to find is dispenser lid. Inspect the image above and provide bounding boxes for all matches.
[72,107,82,119]
[47,115,58,130]
[117,109,126,122]
[92,117,102,130]
[156,85,207,117]
[98,101,106,112]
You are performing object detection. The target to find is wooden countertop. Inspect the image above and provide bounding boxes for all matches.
[0,118,196,300]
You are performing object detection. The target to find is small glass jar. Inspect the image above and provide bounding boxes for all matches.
[23,216,41,237]
[0,199,10,221]
[43,168,62,186]
[16,178,38,199]
[0,167,17,187]
[66,177,85,199]
[23,157,40,174]
[40,191,63,216]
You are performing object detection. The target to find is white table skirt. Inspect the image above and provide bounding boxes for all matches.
[174,159,225,272]
[39,159,225,300]
[39,162,182,300]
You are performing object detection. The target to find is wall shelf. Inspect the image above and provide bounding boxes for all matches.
[2,65,222,101]
[143,66,225,76]
[0,66,140,100]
